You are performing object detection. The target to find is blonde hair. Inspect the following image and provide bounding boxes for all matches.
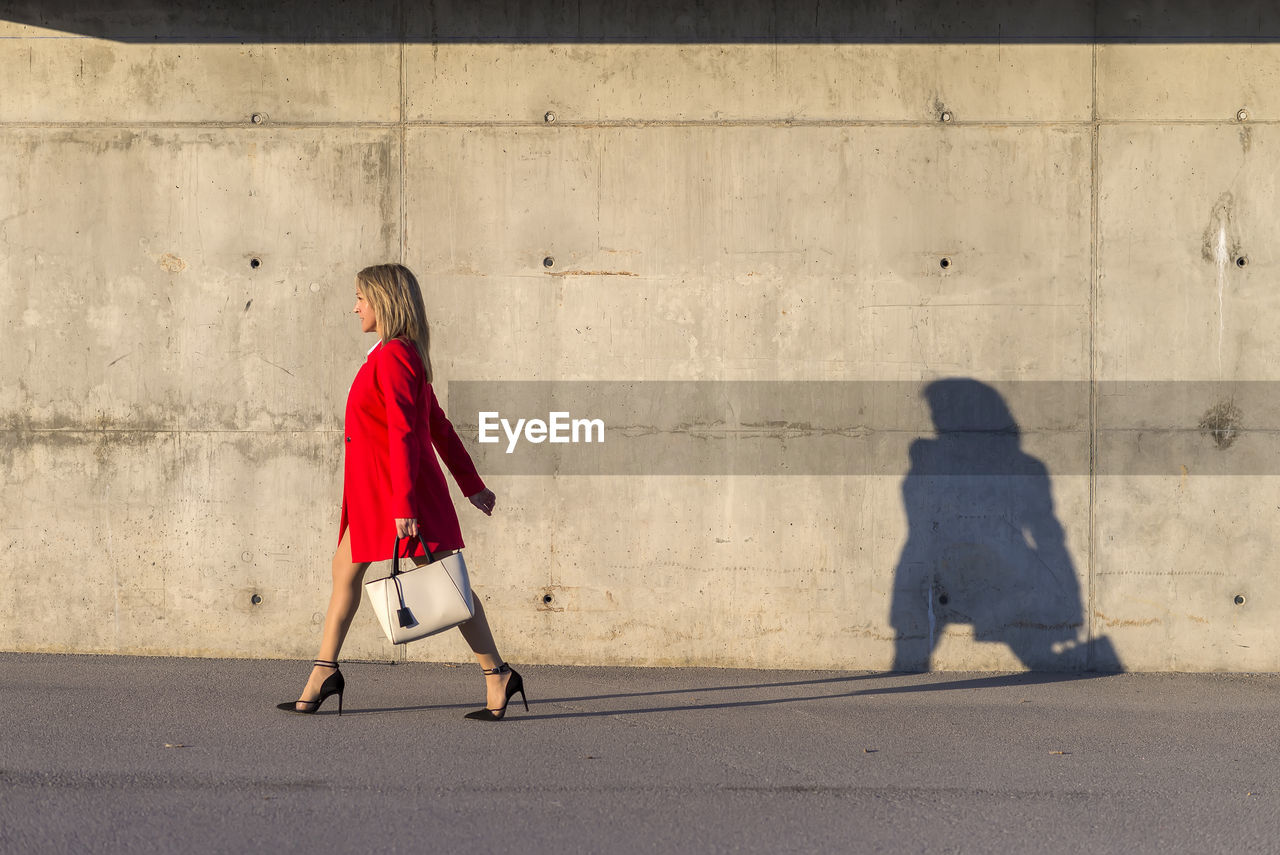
[356,263,433,383]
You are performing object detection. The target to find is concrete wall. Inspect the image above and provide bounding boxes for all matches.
[2,1,1278,671]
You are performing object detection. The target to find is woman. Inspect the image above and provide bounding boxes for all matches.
[277,263,526,721]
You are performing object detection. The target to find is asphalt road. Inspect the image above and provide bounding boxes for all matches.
[1,653,1277,854]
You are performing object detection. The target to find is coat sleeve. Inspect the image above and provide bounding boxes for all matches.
[427,383,487,498]
[376,340,421,519]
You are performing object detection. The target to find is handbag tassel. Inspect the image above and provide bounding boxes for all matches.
[392,574,416,628]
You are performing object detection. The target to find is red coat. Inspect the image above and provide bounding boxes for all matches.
[338,338,486,563]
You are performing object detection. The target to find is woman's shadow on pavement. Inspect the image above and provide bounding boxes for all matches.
[890,378,1121,673]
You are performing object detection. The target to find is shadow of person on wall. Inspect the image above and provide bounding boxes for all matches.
[890,378,1121,673]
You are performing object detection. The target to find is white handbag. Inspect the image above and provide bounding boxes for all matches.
[364,535,476,644]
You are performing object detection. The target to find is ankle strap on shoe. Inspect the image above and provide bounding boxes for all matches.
[481,662,509,675]
[313,659,339,669]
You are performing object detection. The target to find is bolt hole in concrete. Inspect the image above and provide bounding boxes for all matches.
[251,113,264,124]
[1237,108,1250,122]
[940,110,953,123]
[940,257,952,270]
[543,256,555,268]
[542,594,554,604]
[544,111,556,123]
[250,257,262,269]
[1235,595,1247,605]
[1236,255,1249,268]
[938,594,950,605]
[251,594,263,606]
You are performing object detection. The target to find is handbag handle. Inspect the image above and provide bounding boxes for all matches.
[389,534,422,628]
[391,533,432,577]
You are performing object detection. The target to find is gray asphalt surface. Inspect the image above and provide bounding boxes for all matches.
[1,653,1277,854]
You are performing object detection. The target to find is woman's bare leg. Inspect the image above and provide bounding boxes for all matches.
[458,598,515,710]
[406,548,514,711]
[422,549,511,709]
[295,529,371,709]
[424,555,509,706]
[457,597,500,664]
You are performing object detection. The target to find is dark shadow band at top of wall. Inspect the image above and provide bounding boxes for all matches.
[4,0,1280,44]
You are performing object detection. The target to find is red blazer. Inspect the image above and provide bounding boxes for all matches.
[338,338,486,563]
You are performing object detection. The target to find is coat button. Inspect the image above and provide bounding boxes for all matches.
[345,436,351,442]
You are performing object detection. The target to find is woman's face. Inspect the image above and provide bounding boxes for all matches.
[353,283,378,334]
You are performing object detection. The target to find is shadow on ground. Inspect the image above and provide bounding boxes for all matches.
[335,669,1116,720]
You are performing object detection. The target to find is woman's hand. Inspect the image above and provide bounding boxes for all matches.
[468,488,496,516]
[395,518,418,539]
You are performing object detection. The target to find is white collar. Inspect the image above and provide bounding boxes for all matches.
[367,339,381,356]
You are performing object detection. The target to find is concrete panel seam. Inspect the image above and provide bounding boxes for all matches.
[4,119,1271,128]
[398,8,408,268]
[1,429,345,435]
[1086,29,1099,668]
[0,121,403,129]
[403,119,1098,129]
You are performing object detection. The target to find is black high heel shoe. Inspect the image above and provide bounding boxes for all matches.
[465,662,528,721]
[276,659,344,715]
